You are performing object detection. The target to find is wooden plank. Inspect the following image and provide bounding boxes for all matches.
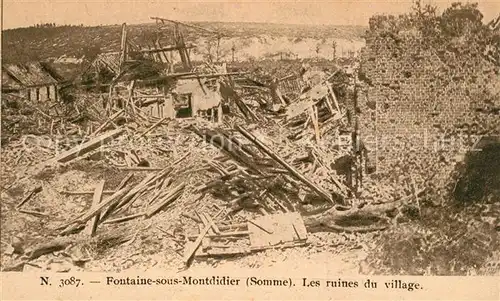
[119,23,128,71]
[60,190,116,196]
[310,105,320,142]
[178,72,248,79]
[116,154,187,212]
[138,117,167,138]
[100,173,134,219]
[183,223,212,266]
[102,213,145,224]
[323,94,336,115]
[59,187,130,235]
[196,211,214,235]
[85,180,105,237]
[202,213,221,234]
[156,40,170,63]
[327,83,341,112]
[52,128,124,163]
[89,109,123,137]
[114,169,168,210]
[77,187,130,224]
[117,173,134,189]
[18,209,48,217]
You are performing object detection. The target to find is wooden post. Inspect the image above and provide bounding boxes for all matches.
[310,105,320,142]
[217,104,223,124]
[323,94,336,115]
[156,40,170,63]
[119,23,128,73]
[327,83,341,112]
[128,80,136,114]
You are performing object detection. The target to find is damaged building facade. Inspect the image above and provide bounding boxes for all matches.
[2,62,59,102]
[79,21,234,123]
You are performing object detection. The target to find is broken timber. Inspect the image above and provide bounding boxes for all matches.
[52,128,124,163]
[235,125,342,204]
[60,187,130,235]
[184,223,212,267]
[85,180,105,237]
[16,185,42,209]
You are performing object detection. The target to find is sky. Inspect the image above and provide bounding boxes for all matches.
[2,0,500,29]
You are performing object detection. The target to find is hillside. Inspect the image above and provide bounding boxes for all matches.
[2,22,366,64]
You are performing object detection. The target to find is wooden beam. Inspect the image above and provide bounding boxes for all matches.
[138,117,168,139]
[60,187,130,234]
[178,72,248,80]
[202,213,221,234]
[118,167,164,171]
[310,105,320,142]
[183,223,212,266]
[327,83,341,112]
[102,213,145,224]
[60,190,116,196]
[119,23,128,72]
[85,180,105,237]
[89,109,123,137]
[187,230,251,239]
[16,185,42,209]
[151,17,225,37]
[52,128,124,163]
[323,94,336,115]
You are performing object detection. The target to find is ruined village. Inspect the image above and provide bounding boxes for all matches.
[1,2,500,276]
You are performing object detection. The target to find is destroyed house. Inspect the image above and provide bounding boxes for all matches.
[170,78,222,119]
[2,62,59,101]
[81,52,122,85]
[131,76,224,122]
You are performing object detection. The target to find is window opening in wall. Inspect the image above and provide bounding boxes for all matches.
[36,88,40,101]
[173,93,193,118]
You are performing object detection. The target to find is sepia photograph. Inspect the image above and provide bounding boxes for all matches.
[1,0,499,282]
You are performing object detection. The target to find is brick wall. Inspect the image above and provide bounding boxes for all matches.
[356,26,500,182]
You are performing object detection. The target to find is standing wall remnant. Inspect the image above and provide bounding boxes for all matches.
[356,16,500,183]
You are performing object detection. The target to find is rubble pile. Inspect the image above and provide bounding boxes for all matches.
[1,86,413,271]
[2,9,499,275]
